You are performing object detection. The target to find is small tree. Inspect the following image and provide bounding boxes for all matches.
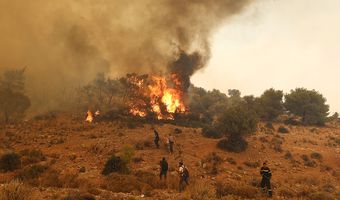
[217,105,258,152]
[284,88,329,125]
[0,69,30,123]
[258,88,284,121]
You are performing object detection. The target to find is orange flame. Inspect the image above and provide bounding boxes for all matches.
[127,73,186,120]
[85,110,93,123]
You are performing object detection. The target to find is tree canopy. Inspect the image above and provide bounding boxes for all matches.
[0,69,30,123]
[284,88,329,125]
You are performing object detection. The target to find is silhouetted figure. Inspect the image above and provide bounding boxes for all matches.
[154,129,160,148]
[167,134,175,154]
[178,161,189,192]
[260,161,272,197]
[159,157,168,180]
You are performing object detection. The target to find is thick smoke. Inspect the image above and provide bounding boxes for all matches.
[0,0,252,112]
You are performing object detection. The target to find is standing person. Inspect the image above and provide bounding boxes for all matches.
[260,161,272,197]
[167,134,175,154]
[159,157,168,180]
[178,161,189,192]
[154,129,160,148]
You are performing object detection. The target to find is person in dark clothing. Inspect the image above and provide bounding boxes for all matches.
[159,157,168,180]
[154,129,160,148]
[178,161,189,192]
[260,161,272,197]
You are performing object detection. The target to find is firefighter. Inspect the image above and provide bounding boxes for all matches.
[178,161,189,192]
[167,134,175,154]
[260,161,272,197]
[159,157,168,180]
[154,129,160,148]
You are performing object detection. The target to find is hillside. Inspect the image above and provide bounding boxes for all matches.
[0,114,339,200]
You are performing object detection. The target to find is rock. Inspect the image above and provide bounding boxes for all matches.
[79,166,86,173]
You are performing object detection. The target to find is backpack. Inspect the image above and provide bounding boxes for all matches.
[183,166,189,178]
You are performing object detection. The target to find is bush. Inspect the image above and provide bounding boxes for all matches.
[300,155,317,167]
[226,157,236,165]
[102,155,129,175]
[0,152,21,172]
[20,149,46,166]
[188,180,216,200]
[120,145,135,164]
[202,126,223,139]
[265,122,274,130]
[284,88,329,125]
[278,126,289,133]
[17,164,47,180]
[284,151,293,160]
[0,180,31,200]
[216,105,258,152]
[103,173,142,193]
[216,181,258,199]
[243,161,260,168]
[40,169,63,188]
[217,138,248,153]
[62,191,95,200]
[284,117,300,125]
[310,152,322,160]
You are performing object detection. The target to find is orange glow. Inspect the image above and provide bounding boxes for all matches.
[85,110,93,123]
[127,73,186,120]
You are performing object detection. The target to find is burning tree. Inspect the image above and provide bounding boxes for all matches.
[121,73,186,120]
[0,69,31,123]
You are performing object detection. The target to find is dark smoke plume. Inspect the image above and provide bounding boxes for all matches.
[0,0,252,112]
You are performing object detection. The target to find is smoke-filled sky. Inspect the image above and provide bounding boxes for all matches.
[0,0,251,111]
[192,0,340,113]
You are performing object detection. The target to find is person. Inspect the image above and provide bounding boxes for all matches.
[260,161,272,197]
[167,134,175,154]
[178,161,189,192]
[154,129,160,148]
[159,157,168,180]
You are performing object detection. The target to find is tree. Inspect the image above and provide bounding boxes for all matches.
[228,89,242,106]
[258,88,284,121]
[0,69,30,123]
[284,88,329,125]
[217,105,259,152]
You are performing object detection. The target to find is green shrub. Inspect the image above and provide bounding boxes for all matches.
[102,155,129,175]
[310,152,322,160]
[17,164,47,180]
[120,145,135,163]
[0,152,21,172]
[217,138,248,153]
[202,126,223,139]
[278,126,289,133]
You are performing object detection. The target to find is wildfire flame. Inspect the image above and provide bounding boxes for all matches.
[126,73,186,120]
[85,110,93,123]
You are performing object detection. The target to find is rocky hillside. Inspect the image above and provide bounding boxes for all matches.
[0,114,339,200]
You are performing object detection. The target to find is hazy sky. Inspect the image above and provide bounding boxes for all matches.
[192,0,340,113]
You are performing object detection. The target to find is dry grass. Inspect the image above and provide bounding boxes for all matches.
[0,180,31,200]
[61,191,95,200]
[216,181,259,199]
[187,180,216,200]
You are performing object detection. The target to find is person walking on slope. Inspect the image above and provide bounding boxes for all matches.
[167,134,175,154]
[260,161,272,197]
[154,129,160,148]
[159,157,168,180]
[178,161,189,192]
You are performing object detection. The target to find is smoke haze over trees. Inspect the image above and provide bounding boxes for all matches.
[0,0,252,112]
